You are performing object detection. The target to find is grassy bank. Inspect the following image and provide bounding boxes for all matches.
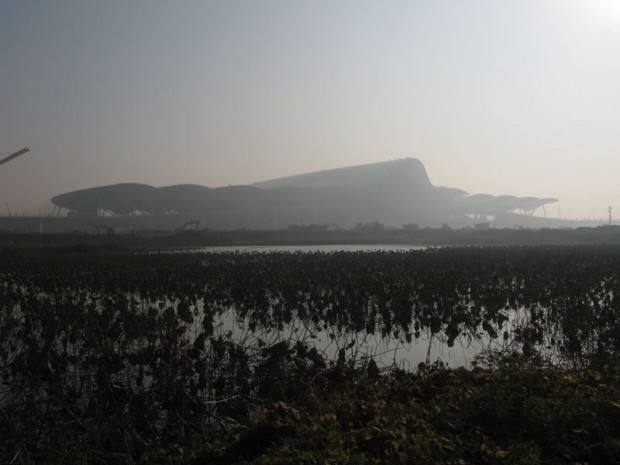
[3,225,620,251]
[4,361,618,464]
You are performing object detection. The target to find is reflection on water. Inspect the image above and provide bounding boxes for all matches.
[213,304,501,371]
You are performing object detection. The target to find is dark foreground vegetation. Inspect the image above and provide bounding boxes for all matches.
[1,246,619,464]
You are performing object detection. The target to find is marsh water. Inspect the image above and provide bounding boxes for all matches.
[3,245,614,412]
[194,244,428,253]
[180,245,481,369]
[158,246,556,369]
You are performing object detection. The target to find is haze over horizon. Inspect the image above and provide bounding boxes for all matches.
[1,1,619,221]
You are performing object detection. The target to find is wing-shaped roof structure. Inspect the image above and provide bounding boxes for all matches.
[50,158,558,227]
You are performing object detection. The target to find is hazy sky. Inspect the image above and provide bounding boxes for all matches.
[1,0,619,219]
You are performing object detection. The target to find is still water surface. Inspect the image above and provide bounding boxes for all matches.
[189,243,483,368]
[196,244,428,253]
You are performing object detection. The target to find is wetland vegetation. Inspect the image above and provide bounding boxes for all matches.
[1,245,619,464]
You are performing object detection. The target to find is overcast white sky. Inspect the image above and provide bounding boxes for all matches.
[1,0,619,219]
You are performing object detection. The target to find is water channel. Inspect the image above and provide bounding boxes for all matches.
[193,244,429,253]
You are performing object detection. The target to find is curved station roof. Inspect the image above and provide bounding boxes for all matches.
[51,158,557,228]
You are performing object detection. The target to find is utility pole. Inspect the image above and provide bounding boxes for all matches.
[0,147,29,167]
[609,206,613,226]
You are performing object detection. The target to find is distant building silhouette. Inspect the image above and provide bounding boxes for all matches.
[50,158,557,229]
